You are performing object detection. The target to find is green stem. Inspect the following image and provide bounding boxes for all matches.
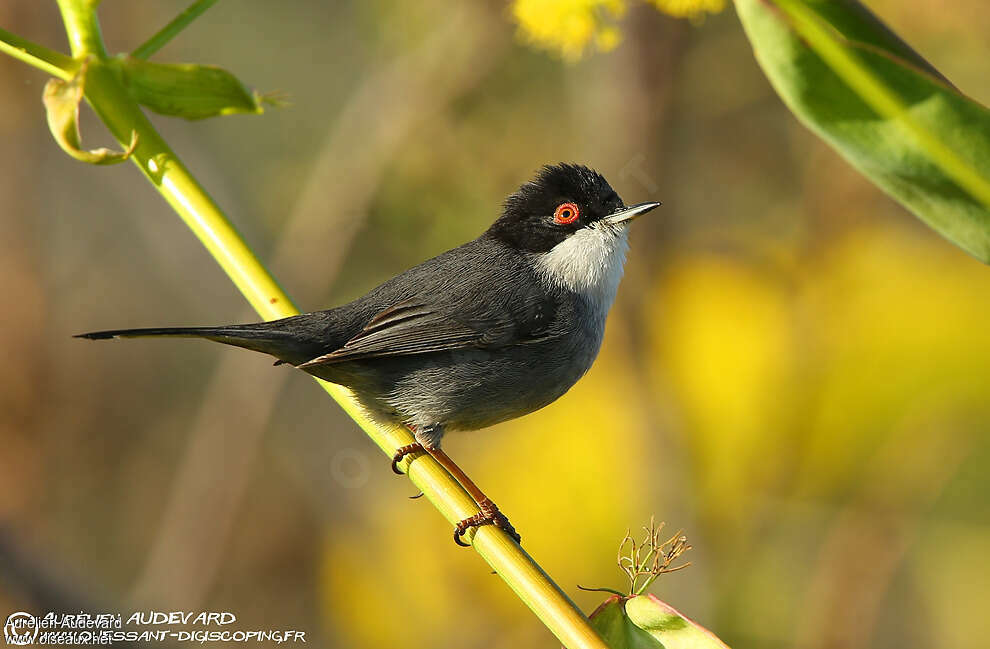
[44,5,608,649]
[131,0,219,60]
[0,26,76,79]
[55,0,107,59]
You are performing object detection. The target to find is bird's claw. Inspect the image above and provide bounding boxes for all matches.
[391,443,424,474]
[453,500,520,546]
[391,443,520,546]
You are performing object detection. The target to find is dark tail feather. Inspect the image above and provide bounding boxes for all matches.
[76,326,240,340]
[75,321,325,366]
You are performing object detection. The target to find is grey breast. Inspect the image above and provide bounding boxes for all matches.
[384,289,605,432]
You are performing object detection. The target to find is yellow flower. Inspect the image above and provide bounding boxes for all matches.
[511,0,628,61]
[512,0,725,61]
[647,0,726,20]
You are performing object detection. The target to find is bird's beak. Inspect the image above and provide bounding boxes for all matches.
[605,201,662,225]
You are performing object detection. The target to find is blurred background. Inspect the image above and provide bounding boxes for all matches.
[1,1,989,647]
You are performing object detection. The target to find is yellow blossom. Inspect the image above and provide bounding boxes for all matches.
[647,0,726,20]
[511,0,628,61]
[512,0,725,61]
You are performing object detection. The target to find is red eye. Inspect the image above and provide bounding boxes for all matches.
[553,202,580,225]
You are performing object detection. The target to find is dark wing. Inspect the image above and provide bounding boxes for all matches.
[297,293,555,369]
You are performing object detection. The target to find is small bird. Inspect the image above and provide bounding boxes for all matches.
[78,163,660,545]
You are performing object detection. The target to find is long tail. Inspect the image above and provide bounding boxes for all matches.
[75,318,330,366]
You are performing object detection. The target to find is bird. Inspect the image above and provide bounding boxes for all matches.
[77,163,661,545]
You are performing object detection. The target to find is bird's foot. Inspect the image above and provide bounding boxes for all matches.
[453,498,520,547]
[391,443,424,474]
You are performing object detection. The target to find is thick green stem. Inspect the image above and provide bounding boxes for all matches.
[21,4,610,649]
[0,26,76,79]
[55,0,108,59]
[132,0,219,60]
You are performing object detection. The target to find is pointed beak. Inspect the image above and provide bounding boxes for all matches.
[604,201,662,226]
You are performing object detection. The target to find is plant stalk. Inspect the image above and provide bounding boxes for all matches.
[131,0,220,60]
[56,0,107,59]
[0,26,76,79]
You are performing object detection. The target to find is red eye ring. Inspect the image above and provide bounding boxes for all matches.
[553,202,580,225]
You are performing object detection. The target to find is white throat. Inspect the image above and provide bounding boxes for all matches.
[535,223,629,313]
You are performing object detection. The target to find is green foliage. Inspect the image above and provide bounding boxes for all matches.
[114,57,268,120]
[736,0,990,262]
[589,595,730,649]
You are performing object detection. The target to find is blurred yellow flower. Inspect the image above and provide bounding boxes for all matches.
[512,0,725,61]
[511,0,627,61]
[647,0,726,19]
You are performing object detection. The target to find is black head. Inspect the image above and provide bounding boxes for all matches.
[487,164,628,253]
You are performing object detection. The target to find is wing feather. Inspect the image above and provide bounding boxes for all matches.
[297,292,554,369]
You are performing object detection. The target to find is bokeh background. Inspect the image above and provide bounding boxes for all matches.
[2,1,989,648]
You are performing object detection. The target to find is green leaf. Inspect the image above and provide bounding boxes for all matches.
[588,596,662,649]
[587,595,730,649]
[114,56,269,120]
[736,0,990,263]
[43,64,137,165]
[625,595,730,649]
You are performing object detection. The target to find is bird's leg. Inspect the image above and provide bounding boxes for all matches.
[393,425,520,545]
[426,447,520,546]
